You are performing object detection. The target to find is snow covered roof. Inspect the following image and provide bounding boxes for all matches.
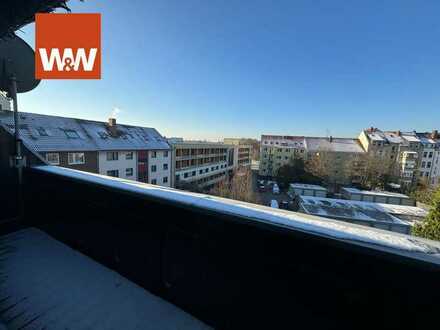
[383,132,405,144]
[0,111,170,152]
[305,137,365,153]
[300,196,426,222]
[289,183,327,191]
[31,165,440,261]
[341,187,411,199]
[300,196,407,224]
[261,135,306,148]
[0,228,210,330]
[401,134,421,143]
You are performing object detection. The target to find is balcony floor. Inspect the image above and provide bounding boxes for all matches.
[0,228,210,330]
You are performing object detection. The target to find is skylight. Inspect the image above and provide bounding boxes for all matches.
[65,130,80,139]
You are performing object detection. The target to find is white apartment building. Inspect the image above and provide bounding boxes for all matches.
[0,112,172,187]
[98,151,138,181]
[169,140,234,189]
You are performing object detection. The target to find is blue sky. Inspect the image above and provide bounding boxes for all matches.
[18,0,440,140]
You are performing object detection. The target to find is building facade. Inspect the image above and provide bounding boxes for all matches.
[0,93,11,111]
[169,141,235,189]
[0,111,172,187]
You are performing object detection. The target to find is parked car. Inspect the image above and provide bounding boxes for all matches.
[270,200,279,208]
[273,184,280,194]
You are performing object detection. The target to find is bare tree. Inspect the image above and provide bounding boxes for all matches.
[353,153,396,190]
[210,168,258,204]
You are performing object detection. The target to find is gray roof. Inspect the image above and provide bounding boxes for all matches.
[305,137,365,153]
[0,111,170,152]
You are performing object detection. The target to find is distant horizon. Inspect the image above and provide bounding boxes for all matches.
[15,1,440,141]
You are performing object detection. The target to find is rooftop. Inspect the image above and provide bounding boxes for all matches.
[341,187,411,199]
[289,183,327,191]
[0,111,170,152]
[305,137,365,153]
[299,196,410,226]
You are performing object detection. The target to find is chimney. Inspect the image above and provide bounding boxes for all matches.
[432,130,439,139]
[329,136,333,143]
[107,118,119,137]
[396,130,401,136]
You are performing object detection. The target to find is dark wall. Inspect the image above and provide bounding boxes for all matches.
[40,151,98,172]
[23,168,440,330]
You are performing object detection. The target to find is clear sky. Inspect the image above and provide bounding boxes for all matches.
[17,0,440,141]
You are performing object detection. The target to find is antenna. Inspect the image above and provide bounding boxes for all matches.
[0,36,40,216]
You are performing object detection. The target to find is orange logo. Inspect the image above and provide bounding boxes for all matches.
[35,13,101,79]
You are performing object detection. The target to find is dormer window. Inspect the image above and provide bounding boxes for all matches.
[37,127,48,136]
[65,130,80,139]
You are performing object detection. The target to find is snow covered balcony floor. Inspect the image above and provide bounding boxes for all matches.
[0,228,210,330]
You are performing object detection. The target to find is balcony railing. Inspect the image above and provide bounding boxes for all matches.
[1,164,440,329]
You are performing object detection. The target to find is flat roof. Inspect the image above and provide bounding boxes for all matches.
[290,183,327,191]
[341,187,411,199]
[300,196,410,225]
[301,196,427,219]
[33,166,440,261]
[0,228,210,330]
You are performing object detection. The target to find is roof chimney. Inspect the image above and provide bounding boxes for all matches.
[109,118,116,127]
[432,130,439,139]
[396,130,401,136]
[329,136,333,143]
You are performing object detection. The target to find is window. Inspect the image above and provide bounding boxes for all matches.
[422,161,426,168]
[163,163,168,170]
[107,152,118,161]
[427,162,432,168]
[45,153,59,165]
[192,171,196,176]
[199,169,203,174]
[423,152,428,158]
[163,176,168,183]
[429,152,433,158]
[175,174,180,182]
[184,173,188,178]
[126,152,133,160]
[126,168,133,176]
[163,151,168,157]
[151,151,157,158]
[65,130,80,139]
[37,127,48,136]
[107,170,119,177]
[68,152,85,165]
[151,165,157,172]
[151,179,157,185]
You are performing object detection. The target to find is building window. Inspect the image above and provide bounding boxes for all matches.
[65,130,80,139]
[163,176,168,183]
[427,162,432,168]
[151,151,157,158]
[126,168,133,176]
[151,179,157,185]
[429,152,433,158]
[192,171,196,176]
[176,174,180,181]
[163,151,168,157]
[126,152,133,160]
[37,127,48,136]
[422,161,426,168]
[107,170,119,177]
[423,152,428,158]
[163,163,168,170]
[107,152,118,161]
[151,165,157,172]
[184,173,188,178]
[45,153,60,165]
[68,152,85,165]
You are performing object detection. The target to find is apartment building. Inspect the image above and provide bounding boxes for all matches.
[169,140,234,189]
[259,135,307,177]
[0,111,172,187]
[359,128,440,187]
[259,135,365,185]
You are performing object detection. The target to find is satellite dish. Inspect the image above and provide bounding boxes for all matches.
[0,36,40,94]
